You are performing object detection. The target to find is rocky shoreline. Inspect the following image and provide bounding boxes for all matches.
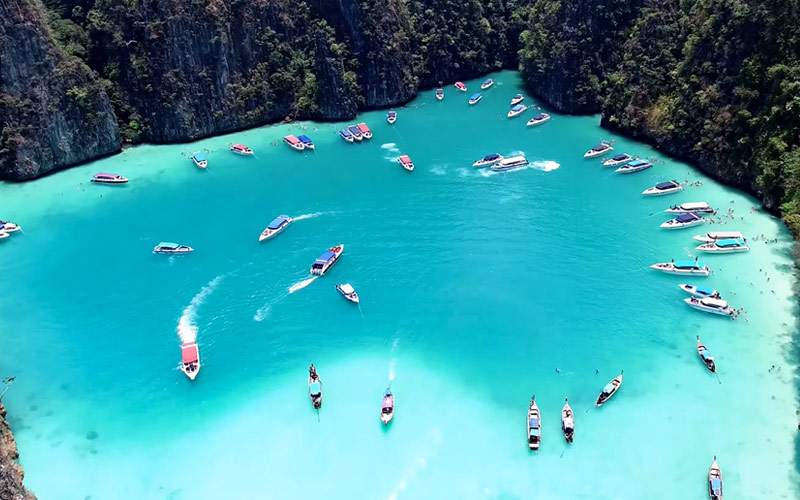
[0,403,36,500]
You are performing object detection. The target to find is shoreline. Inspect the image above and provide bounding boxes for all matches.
[0,403,36,500]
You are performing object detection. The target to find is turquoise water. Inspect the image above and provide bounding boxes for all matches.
[1,70,798,499]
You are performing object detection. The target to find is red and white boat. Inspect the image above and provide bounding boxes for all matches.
[230,143,254,156]
[380,388,394,424]
[180,343,200,381]
[357,123,373,140]
[398,155,414,172]
[283,135,305,151]
[454,81,467,92]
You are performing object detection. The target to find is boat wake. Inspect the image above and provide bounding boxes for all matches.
[253,304,272,322]
[288,276,317,294]
[430,164,447,176]
[530,160,560,172]
[381,142,399,153]
[177,275,224,344]
[293,212,325,221]
[386,428,442,500]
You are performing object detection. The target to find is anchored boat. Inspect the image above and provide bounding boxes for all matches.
[693,231,744,244]
[0,220,21,233]
[283,135,305,151]
[480,78,494,90]
[666,202,715,214]
[259,215,293,242]
[387,111,397,124]
[696,238,749,253]
[454,81,467,92]
[650,260,711,276]
[510,94,525,106]
[435,87,445,100]
[468,93,483,105]
[310,244,344,276]
[679,284,720,298]
[398,155,414,172]
[603,153,633,167]
[91,173,128,184]
[347,125,363,141]
[526,395,541,450]
[507,104,527,118]
[153,242,193,255]
[492,155,528,172]
[526,112,550,127]
[179,343,200,380]
[298,135,315,150]
[381,388,395,424]
[308,364,322,409]
[583,141,613,158]
[685,297,735,317]
[191,151,208,169]
[472,154,504,168]
[642,180,683,196]
[615,159,652,174]
[230,143,254,155]
[660,212,706,230]
[357,123,372,140]
[339,128,355,143]
[697,336,716,373]
[708,457,723,500]
[561,398,574,443]
[335,283,360,304]
[595,372,623,407]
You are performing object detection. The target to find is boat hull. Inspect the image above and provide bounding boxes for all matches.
[642,186,682,196]
[91,178,128,184]
[695,245,749,253]
[660,219,706,230]
[615,165,651,174]
[685,298,734,317]
[650,264,710,276]
[527,116,550,127]
[679,284,717,298]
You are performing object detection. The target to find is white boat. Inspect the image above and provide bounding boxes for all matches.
[696,238,749,253]
[507,104,527,118]
[153,242,193,255]
[660,212,706,230]
[480,78,494,90]
[526,395,541,450]
[283,135,306,151]
[583,141,613,158]
[491,155,528,172]
[615,159,652,174]
[708,457,723,500]
[310,244,344,276]
[259,215,293,241]
[693,231,744,243]
[398,155,414,172]
[642,180,683,196]
[650,260,711,276]
[510,94,524,106]
[602,153,633,167]
[230,143,254,156]
[472,154,504,168]
[191,151,208,169]
[561,398,574,443]
[91,173,128,184]
[387,111,397,124]
[336,283,359,303]
[381,388,394,424]
[697,336,717,373]
[179,343,200,380]
[595,372,623,407]
[526,113,550,127]
[666,202,715,214]
[685,297,735,317]
[468,93,483,105]
[308,364,322,409]
[0,220,21,233]
[679,284,720,298]
[435,88,445,100]
[0,231,9,241]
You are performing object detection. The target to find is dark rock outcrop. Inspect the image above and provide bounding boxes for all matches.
[0,403,36,500]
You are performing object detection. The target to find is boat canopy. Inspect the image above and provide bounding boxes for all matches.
[482,154,501,161]
[268,215,290,230]
[715,238,743,247]
[528,417,540,429]
[701,298,728,308]
[339,283,355,294]
[532,113,547,120]
[706,231,742,239]
[316,251,335,264]
[611,153,630,161]
[340,128,353,136]
[710,478,722,491]
[701,350,713,360]
[626,159,650,167]
[602,382,615,393]
[676,213,701,222]
[192,152,207,161]
[511,104,525,111]
[483,79,493,84]
[592,143,610,151]
[680,202,710,210]
[348,125,362,133]
[231,143,248,149]
[676,260,703,268]
[94,172,120,178]
[388,111,397,116]
[298,135,313,144]
[158,242,180,249]
[181,344,199,363]
[399,155,412,164]
[284,135,300,144]
[309,381,321,395]
[697,286,714,295]
[357,123,370,132]
[656,181,677,189]
[469,93,481,100]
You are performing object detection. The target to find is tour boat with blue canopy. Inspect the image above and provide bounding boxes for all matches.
[283,135,305,151]
[642,180,683,196]
[693,231,744,243]
[381,388,394,424]
[398,155,414,172]
[583,141,613,158]
[526,112,550,127]
[347,125,363,141]
[697,336,716,373]
[650,259,710,276]
[696,238,749,253]
[507,104,527,118]
[336,283,359,304]
[435,87,445,100]
[0,220,21,233]
[660,212,706,230]
[180,342,200,381]
[595,372,623,407]
[454,81,467,92]
[527,395,541,450]
[708,457,723,500]
[229,143,254,155]
[339,128,354,143]
[492,155,528,171]
[153,242,194,255]
[468,93,483,105]
[191,151,208,169]
[310,244,344,276]
[387,111,397,124]
[603,153,633,167]
[259,215,293,242]
[615,158,652,174]
[473,153,504,168]
[685,297,735,317]
[357,123,372,140]
[298,135,315,150]
[679,284,719,298]
[480,78,495,90]
[91,173,128,184]
[666,201,715,214]
[510,94,525,106]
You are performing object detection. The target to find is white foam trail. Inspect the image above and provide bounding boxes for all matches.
[253,304,272,322]
[531,160,560,172]
[294,212,323,221]
[386,429,441,500]
[288,276,317,294]
[381,142,397,150]
[430,165,446,176]
[177,275,223,345]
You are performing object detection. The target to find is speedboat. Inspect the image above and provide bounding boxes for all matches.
[507,104,527,118]
[454,81,467,92]
[660,212,706,230]
[153,242,193,255]
[693,231,744,243]
[259,215,293,241]
[310,244,344,276]
[91,173,128,184]
[380,388,394,424]
[650,260,711,276]
[602,153,633,167]
[347,125,363,141]
[480,78,495,90]
[615,159,652,174]
[708,457,723,500]
[298,135,315,150]
[230,143,254,156]
[527,395,541,450]
[697,336,716,373]
[595,372,623,407]
[666,202,715,214]
[696,238,750,253]
[472,154,503,168]
[336,283,360,303]
[387,111,397,124]
[642,180,683,196]
[583,141,613,158]
[526,113,550,126]
[468,93,483,105]
[510,94,524,106]
[685,297,735,317]
[435,87,444,100]
[492,155,528,172]
[191,151,208,169]
[357,123,372,140]
[561,398,574,443]
[339,128,354,143]
[308,364,322,409]
[398,155,414,172]
[284,135,305,151]
[179,343,200,381]
[0,220,21,233]
[679,284,720,298]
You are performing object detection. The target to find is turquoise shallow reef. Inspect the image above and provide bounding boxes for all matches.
[0,71,797,499]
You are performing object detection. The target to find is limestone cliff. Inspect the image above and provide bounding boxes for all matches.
[0,403,36,500]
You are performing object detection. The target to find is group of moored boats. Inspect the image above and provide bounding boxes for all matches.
[339,123,373,143]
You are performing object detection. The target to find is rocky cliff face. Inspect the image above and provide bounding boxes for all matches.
[0,0,120,180]
[0,403,36,500]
